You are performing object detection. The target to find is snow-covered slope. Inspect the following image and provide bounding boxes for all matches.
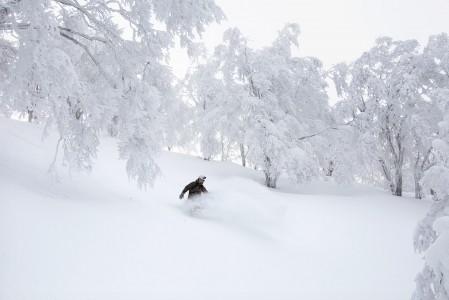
[0,118,430,300]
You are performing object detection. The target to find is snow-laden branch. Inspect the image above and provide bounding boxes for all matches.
[59,31,117,88]
[58,27,108,44]
[53,0,123,43]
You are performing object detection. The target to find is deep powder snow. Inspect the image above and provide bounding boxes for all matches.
[0,118,430,300]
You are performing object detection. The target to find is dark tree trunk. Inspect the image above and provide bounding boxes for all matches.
[326,160,335,177]
[381,114,405,197]
[240,143,246,167]
[27,110,34,123]
[264,171,278,188]
[414,172,422,199]
[379,158,395,195]
[394,173,402,197]
[263,156,278,188]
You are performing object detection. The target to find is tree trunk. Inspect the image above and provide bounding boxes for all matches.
[394,146,404,197]
[394,171,402,197]
[379,158,395,195]
[263,156,278,188]
[220,135,226,161]
[413,147,434,199]
[27,110,34,123]
[75,108,83,120]
[414,172,422,199]
[264,171,278,188]
[240,143,246,167]
[414,152,423,199]
[381,114,406,197]
[326,160,335,177]
[107,115,119,137]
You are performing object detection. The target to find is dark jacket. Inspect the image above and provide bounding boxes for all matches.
[182,180,208,199]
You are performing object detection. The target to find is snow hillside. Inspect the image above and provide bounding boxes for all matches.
[0,118,430,300]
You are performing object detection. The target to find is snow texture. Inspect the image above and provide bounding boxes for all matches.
[0,117,429,300]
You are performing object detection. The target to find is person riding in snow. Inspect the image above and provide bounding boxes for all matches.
[179,175,208,199]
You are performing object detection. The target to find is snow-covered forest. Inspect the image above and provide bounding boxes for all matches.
[1,0,449,299]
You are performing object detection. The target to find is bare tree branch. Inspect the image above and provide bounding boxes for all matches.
[298,122,352,141]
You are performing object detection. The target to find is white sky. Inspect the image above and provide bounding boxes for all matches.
[169,0,449,79]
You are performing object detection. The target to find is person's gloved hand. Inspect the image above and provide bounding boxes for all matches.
[179,193,184,199]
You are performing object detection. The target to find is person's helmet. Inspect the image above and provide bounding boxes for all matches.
[198,175,206,180]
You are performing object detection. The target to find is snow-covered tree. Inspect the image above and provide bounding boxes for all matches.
[318,121,358,185]
[332,37,436,196]
[186,24,331,188]
[412,33,449,300]
[419,34,449,198]
[413,96,449,299]
[182,27,248,163]
[0,0,224,188]
[413,208,449,300]
[183,62,227,160]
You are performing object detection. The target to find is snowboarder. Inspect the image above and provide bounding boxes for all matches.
[179,175,208,199]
